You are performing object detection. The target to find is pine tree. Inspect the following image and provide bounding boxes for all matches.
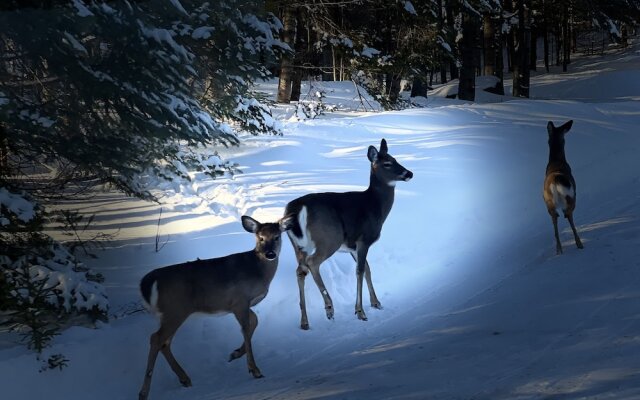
[0,0,286,358]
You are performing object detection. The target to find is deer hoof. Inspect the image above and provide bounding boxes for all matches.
[325,306,334,320]
[355,310,368,321]
[250,369,264,379]
[371,301,383,310]
[229,348,245,362]
[300,323,310,330]
[577,242,584,249]
[180,377,192,387]
[138,391,149,400]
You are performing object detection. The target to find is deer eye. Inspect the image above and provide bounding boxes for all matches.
[383,162,392,169]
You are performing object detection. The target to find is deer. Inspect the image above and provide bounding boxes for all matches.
[543,120,584,255]
[283,138,413,330]
[137,215,293,400]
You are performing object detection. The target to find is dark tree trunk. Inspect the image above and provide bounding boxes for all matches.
[562,1,569,72]
[411,77,428,97]
[438,0,448,83]
[458,11,478,101]
[555,26,562,66]
[513,0,531,97]
[446,0,459,80]
[389,75,402,102]
[483,13,496,76]
[276,6,296,103]
[530,22,537,70]
[290,11,306,102]
[543,0,550,72]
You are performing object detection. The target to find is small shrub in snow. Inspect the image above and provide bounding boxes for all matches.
[0,187,108,357]
[292,90,337,120]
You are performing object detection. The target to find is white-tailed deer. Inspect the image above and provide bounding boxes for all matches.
[543,120,584,254]
[137,215,293,400]
[283,138,413,330]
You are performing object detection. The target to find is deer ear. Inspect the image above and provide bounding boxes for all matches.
[241,216,260,233]
[279,214,296,232]
[380,138,388,155]
[547,121,555,135]
[367,145,378,162]
[560,120,573,134]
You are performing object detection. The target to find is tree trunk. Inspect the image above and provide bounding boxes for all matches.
[446,0,459,80]
[389,75,402,103]
[458,11,477,101]
[483,13,495,76]
[438,0,448,83]
[513,0,531,97]
[530,22,537,70]
[543,0,549,72]
[290,11,306,102]
[276,6,296,103]
[411,77,428,97]
[562,1,569,72]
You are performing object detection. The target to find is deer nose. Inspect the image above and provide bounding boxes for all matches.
[403,170,413,181]
[265,251,277,260]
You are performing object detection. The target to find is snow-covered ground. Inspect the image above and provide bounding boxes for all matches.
[3,41,640,400]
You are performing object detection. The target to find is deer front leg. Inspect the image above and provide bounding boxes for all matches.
[566,213,584,249]
[355,244,369,321]
[364,260,382,309]
[550,211,563,255]
[229,307,258,362]
[350,253,381,309]
[233,308,263,378]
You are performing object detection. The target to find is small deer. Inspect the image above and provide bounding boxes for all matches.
[137,215,293,400]
[543,120,584,254]
[283,138,413,330]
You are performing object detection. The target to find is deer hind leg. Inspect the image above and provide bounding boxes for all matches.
[549,210,563,255]
[350,253,381,309]
[139,316,188,400]
[565,211,584,249]
[296,264,311,330]
[233,308,263,378]
[161,336,191,387]
[307,257,334,321]
[229,307,258,362]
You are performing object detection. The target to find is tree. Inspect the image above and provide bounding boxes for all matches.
[0,0,286,357]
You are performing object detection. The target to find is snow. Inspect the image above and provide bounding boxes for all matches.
[191,26,215,40]
[3,37,640,400]
[360,46,381,58]
[0,187,36,223]
[63,31,88,55]
[404,1,417,15]
[71,0,93,17]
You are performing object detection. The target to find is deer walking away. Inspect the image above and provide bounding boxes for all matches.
[283,138,413,329]
[137,215,293,400]
[543,120,584,255]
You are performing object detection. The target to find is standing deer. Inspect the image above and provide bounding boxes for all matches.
[543,120,584,254]
[283,138,413,330]
[137,215,293,400]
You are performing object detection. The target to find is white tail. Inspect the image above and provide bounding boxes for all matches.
[138,215,294,400]
[543,120,584,255]
[283,138,413,329]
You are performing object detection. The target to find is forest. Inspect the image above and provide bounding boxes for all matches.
[2,1,640,399]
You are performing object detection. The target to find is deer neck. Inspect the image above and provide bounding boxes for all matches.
[548,143,567,165]
[367,169,395,218]
[252,250,279,283]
